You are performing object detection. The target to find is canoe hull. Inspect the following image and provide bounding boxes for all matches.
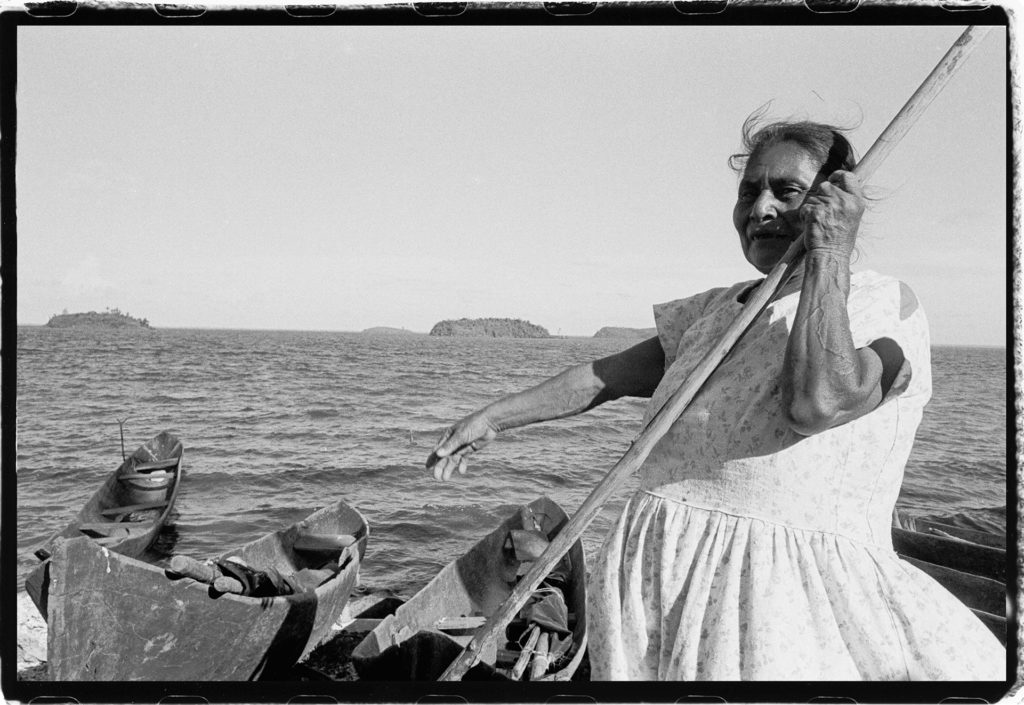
[352,496,586,681]
[47,499,368,680]
[25,431,184,618]
[891,515,1007,645]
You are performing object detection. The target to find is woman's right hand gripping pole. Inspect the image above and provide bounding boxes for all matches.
[427,412,499,481]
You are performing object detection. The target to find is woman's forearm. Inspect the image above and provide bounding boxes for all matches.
[428,336,664,480]
[483,336,665,431]
[480,363,612,432]
[783,251,883,435]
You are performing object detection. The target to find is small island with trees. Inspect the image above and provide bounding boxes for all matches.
[429,317,550,338]
[46,308,151,330]
[593,326,657,339]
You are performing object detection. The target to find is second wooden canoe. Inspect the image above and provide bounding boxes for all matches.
[46,499,369,680]
[892,512,1007,645]
[351,496,587,681]
[25,430,184,618]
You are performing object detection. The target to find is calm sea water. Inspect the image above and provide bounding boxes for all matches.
[14,327,1009,598]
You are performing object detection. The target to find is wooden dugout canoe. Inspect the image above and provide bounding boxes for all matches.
[25,430,184,618]
[46,499,369,680]
[351,496,587,681]
[892,512,1008,645]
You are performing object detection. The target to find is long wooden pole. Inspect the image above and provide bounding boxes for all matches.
[440,24,993,681]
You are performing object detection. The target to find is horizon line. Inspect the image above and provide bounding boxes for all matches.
[14,322,1008,349]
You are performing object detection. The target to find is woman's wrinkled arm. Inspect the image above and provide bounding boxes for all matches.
[783,171,903,435]
[427,336,665,480]
[783,251,886,435]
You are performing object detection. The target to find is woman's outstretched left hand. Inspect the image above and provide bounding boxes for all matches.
[426,413,498,481]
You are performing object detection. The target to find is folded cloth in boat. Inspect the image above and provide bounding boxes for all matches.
[216,560,292,597]
[518,588,570,637]
[542,554,572,594]
[215,557,339,597]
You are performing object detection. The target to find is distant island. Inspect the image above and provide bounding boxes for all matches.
[429,318,550,338]
[46,309,151,329]
[593,326,657,339]
[361,327,424,336]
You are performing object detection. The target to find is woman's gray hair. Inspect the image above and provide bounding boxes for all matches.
[728,108,859,178]
[729,107,870,262]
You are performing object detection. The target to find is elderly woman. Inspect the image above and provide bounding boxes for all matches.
[426,116,1004,680]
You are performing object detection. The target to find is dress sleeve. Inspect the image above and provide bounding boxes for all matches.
[848,272,932,407]
[652,290,716,369]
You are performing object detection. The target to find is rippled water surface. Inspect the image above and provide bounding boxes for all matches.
[15,328,1008,595]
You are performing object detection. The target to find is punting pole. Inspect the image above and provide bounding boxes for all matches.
[439,24,994,681]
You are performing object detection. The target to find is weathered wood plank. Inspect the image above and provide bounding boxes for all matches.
[434,615,487,635]
[914,519,1005,549]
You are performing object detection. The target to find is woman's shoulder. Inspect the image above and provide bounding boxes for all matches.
[850,269,914,291]
[656,279,762,313]
[847,269,930,360]
[652,279,760,364]
[850,270,923,313]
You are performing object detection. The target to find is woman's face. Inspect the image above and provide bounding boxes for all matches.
[732,141,824,274]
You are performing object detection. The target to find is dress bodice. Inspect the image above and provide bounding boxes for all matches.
[638,270,932,547]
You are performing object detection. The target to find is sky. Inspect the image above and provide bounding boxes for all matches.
[15,23,1008,345]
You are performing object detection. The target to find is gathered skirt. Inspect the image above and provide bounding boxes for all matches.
[586,491,1006,681]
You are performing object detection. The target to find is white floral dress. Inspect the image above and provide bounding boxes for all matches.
[587,269,1005,681]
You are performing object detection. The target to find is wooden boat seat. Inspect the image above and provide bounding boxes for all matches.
[133,458,179,472]
[100,500,169,518]
[293,533,357,553]
[434,615,487,635]
[93,535,128,546]
[118,472,173,481]
[78,520,157,532]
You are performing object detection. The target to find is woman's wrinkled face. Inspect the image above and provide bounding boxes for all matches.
[732,141,824,274]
